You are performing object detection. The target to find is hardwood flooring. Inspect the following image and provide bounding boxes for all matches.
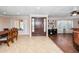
[49,34,78,53]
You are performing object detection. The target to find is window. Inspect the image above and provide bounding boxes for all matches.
[57,20,73,29]
[19,20,24,30]
[57,20,73,33]
[13,19,24,30]
[32,18,34,32]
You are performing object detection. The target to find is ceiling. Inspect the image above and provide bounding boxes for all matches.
[0,6,79,17]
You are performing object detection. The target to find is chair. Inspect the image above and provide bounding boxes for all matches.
[0,30,13,46]
[0,36,8,46]
[7,30,14,44]
[12,28,18,41]
[0,28,18,46]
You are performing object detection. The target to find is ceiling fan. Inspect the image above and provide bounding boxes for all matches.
[71,7,79,16]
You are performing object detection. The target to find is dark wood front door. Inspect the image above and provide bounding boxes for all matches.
[32,17,46,36]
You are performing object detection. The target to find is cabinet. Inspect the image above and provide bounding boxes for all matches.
[48,29,57,36]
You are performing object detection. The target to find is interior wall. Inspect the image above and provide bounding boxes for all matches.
[48,17,79,33]
[0,16,79,34]
[10,16,30,35]
[10,16,79,35]
[0,16,10,31]
[73,19,79,28]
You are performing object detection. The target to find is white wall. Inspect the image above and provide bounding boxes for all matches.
[0,16,30,35]
[73,19,79,28]
[0,16,11,31]
[10,16,30,35]
[0,16,79,35]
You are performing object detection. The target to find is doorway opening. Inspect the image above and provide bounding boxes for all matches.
[30,15,48,37]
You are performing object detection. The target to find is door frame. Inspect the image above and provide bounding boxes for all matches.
[30,15,48,37]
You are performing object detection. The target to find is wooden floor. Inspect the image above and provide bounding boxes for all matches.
[49,34,78,53]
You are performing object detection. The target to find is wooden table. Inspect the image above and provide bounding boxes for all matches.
[0,31,8,36]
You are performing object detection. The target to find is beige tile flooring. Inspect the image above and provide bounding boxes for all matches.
[0,36,63,53]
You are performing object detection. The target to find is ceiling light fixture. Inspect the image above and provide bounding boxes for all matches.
[71,11,78,16]
[71,7,79,16]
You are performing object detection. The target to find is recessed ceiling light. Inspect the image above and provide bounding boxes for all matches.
[36,7,40,10]
[3,12,7,14]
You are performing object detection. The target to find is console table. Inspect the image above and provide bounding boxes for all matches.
[0,31,8,38]
[48,29,57,36]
